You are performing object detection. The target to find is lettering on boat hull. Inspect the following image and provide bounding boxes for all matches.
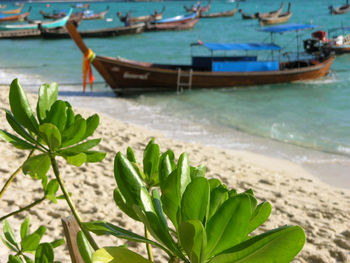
[123,72,150,80]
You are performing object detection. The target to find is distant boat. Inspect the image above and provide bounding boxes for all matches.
[145,18,199,31]
[41,7,109,21]
[259,3,292,26]
[200,4,239,18]
[0,9,72,31]
[0,8,31,23]
[71,3,90,9]
[66,22,334,96]
[0,3,23,14]
[239,2,284,20]
[117,7,165,25]
[150,12,197,25]
[329,0,350,15]
[184,0,211,14]
[82,7,109,20]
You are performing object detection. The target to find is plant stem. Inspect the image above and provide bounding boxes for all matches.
[50,155,98,251]
[145,225,154,262]
[0,149,35,200]
[0,197,45,222]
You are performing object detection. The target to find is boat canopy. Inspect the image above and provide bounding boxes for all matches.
[259,24,319,33]
[199,42,282,51]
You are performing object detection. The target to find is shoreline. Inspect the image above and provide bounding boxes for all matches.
[0,83,350,262]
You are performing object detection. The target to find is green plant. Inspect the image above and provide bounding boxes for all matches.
[81,140,306,263]
[0,79,106,251]
[1,217,64,263]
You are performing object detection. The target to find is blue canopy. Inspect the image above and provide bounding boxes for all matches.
[200,42,281,51]
[259,24,319,33]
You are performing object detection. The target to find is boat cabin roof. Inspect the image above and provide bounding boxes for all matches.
[259,23,319,33]
[196,42,282,51]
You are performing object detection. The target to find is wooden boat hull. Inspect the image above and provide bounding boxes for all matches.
[41,24,144,39]
[0,12,30,22]
[145,19,198,31]
[83,10,108,20]
[200,8,237,18]
[330,4,350,14]
[90,55,334,95]
[0,3,23,14]
[260,12,292,25]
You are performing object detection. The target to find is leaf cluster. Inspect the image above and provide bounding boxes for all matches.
[0,217,64,263]
[81,140,306,263]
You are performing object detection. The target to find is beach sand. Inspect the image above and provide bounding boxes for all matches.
[0,84,349,263]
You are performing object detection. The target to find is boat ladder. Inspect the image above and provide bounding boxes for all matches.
[176,68,193,92]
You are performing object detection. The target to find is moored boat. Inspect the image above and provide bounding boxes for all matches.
[184,0,211,14]
[66,23,334,96]
[82,7,109,20]
[0,3,23,14]
[150,12,197,26]
[145,18,199,31]
[259,3,292,26]
[329,0,350,14]
[0,9,72,31]
[117,7,166,25]
[200,4,239,18]
[0,9,31,23]
[239,3,284,20]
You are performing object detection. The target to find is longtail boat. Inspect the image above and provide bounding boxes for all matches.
[184,0,211,14]
[200,4,239,18]
[0,10,31,23]
[150,12,197,26]
[117,7,165,24]
[238,9,259,19]
[0,9,72,31]
[66,23,334,96]
[329,0,350,14]
[145,18,199,31]
[82,7,109,20]
[0,3,23,14]
[304,27,350,55]
[41,23,144,39]
[260,3,292,26]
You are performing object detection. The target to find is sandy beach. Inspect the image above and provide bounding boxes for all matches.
[0,84,349,263]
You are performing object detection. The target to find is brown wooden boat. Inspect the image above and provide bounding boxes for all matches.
[0,10,30,23]
[238,9,259,19]
[40,7,108,21]
[0,3,23,14]
[117,7,165,25]
[200,4,238,18]
[66,23,334,96]
[41,23,144,39]
[184,0,211,14]
[260,3,292,26]
[258,2,285,19]
[329,0,350,15]
[82,7,109,20]
[145,18,199,31]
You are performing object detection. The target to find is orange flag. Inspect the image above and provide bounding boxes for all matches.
[83,49,95,92]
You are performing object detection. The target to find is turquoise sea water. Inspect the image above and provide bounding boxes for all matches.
[0,0,350,188]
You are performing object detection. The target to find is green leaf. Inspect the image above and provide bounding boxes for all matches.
[77,231,93,263]
[44,100,67,132]
[0,235,18,252]
[177,152,191,197]
[64,152,87,167]
[61,117,86,147]
[20,217,30,240]
[247,202,272,234]
[23,255,33,263]
[208,179,222,190]
[21,226,46,252]
[0,129,35,150]
[36,83,58,123]
[92,246,152,263]
[190,165,206,180]
[126,147,136,163]
[83,221,162,248]
[9,78,39,133]
[39,123,61,150]
[58,139,101,155]
[208,226,305,263]
[114,152,145,208]
[22,154,51,180]
[206,194,252,258]
[3,220,18,249]
[179,220,207,263]
[143,142,160,185]
[50,239,64,248]
[82,114,99,140]
[35,243,54,263]
[113,188,140,221]
[159,152,174,190]
[5,110,39,146]
[8,255,23,263]
[65,103,75,129]
[85,151,106,163]
[44,179,59,204]
[208,185,229,221]
[181,177,210,225]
